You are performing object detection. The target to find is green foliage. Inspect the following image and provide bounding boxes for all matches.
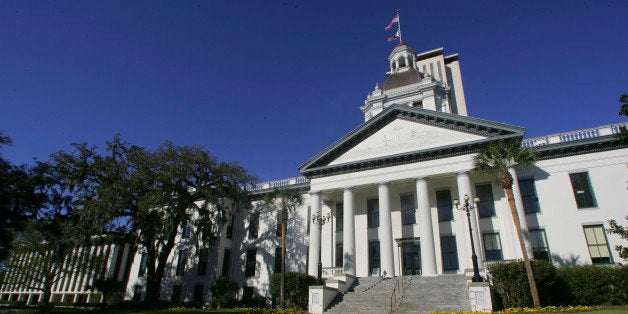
[472,137,536,186]
[269,272,316,310]
[88,277,125,305]
[607,216,628,261]
[209,276,240,308]
[489,260,558,308]
[558,265,628,305]
[618,93,628,143]
[490,261,628,308]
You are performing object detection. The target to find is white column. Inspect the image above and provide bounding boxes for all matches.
[416,177,437,276]
[508,167,534,258]
[378,182,395,277]
[343,187,356,276]
[456,171,484,266]
[308,191,322,277]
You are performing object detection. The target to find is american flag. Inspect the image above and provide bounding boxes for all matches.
[385,14,399,31]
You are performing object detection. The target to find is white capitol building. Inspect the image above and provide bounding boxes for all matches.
[2,42,626,311]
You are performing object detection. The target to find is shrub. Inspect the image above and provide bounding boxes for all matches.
[489,260,559,308]
[557,264,628,305]
[209,276,239,308]
[269,272,316,310]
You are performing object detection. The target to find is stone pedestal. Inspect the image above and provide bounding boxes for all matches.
[468,282,493,312]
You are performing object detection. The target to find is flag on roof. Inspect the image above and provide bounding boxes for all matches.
[385,13,399,31]
[387,27,400,42]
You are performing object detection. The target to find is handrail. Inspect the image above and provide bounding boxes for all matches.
[390,278,400,313]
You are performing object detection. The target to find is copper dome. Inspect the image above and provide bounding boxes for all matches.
[381,68,423,91]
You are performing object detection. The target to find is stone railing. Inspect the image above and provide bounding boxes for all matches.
[322,267,343,278]
[521,123,626,148]
[245,176,310,192]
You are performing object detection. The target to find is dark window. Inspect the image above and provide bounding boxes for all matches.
[368,241,380,275]
[475,184,495,218]
[570,172,597,208]
[171,284,182,303]
[400,194,416,225]
[138,253,147,277]
[226,213,234,239]
[248,213,259,239]
[436,190,453,222]
[583,225,612,264]
[306,206,311,233]
[412,101,423,108]
[221,249,231,277]
[483,233,503,261]
[242,286,254,302]
[336,203,344,232]
[193,284,204,303]
[181,221,192,239]
[441,236,459,270]
[132,285,142,301]
[367,199,379,228]
[276,211,282,237]
[176,250,188,276]
[245,249,257,277]
[274,247,282,273]
[529,229,551,261]
[197,248,209,276]
[305,245,309,272]
[519,179,541,214]
[336,244,343,268]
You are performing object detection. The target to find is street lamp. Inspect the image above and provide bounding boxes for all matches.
[312,211,331,285]
[453,194,484,282]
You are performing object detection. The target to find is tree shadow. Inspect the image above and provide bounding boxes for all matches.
[551,253,581,266]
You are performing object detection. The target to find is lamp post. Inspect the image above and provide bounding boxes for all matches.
[312,211,331,285]
[453,194,484,282]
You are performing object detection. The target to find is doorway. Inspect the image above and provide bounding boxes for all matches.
[400,239,421,275]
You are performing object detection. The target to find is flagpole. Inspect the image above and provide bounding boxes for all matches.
[397,10,403,43]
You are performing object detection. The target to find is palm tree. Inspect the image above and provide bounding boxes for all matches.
[263,188,304,309]
[473,136,541,308]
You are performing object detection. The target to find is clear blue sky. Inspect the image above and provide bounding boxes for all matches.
[1,1,626,182]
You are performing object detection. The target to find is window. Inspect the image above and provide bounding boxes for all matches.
[306,206,311,233]
[197,248,209,276]
[132,285,142,301]
[436,190,453,222]
[483,233,503,261]
[245,249,257,277]
[181,221,192,239]
[274,247,282,273]
[138,253,147,277]
[441,236,459,270]
[583,225,612,264]
[193,284,204,303]
[336,244,343,268]
[529,229,551,261]
[411,101,423,108]
[400,194,416,225]
[242,286,254,302]
[176,250,188,276]
[475,184,495,218]
[368,241,380,275]
[519,178,541,214]
[569,172,597,208]
[276,211,282,237]
[226,212,234,239]
[248,213,259,239]
[221,249,231,277]
[367,199,379,228]
[171,284,182,303]
[336,203,344,232]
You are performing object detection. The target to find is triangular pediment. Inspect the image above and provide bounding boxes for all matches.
[299,105,525,178]
[329,119,486,165]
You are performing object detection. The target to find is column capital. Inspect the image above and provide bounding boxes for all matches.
[415,176,429,182]
[342,186,354,191]
[378,181,390,187]
[309,190,321,196]
[455,170,472,177]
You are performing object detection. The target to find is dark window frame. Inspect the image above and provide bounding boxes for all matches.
[475,183,496,218]
[248,212,259,239]
[529,229,551,261]
[441,235,459,271]
[367,198,379,228]
[400,194,416,225]
[583,225,613,264]
[245,249,257,277]
[569,172,597,209]
[436,189,453,222]
[483,233,503,261]
[519,178,541,214]
[176,250,188,276]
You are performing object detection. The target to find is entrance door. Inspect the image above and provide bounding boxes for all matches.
[401,241,421,275]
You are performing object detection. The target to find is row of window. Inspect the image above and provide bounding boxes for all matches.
[139,247,232,278]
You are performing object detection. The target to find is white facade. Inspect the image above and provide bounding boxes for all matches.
[4,43,624,306]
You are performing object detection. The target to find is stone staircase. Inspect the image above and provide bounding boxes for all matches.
[325,275,470,313]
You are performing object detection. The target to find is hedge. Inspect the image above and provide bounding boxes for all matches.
[489,261,628,309]
[269,272,316,310]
